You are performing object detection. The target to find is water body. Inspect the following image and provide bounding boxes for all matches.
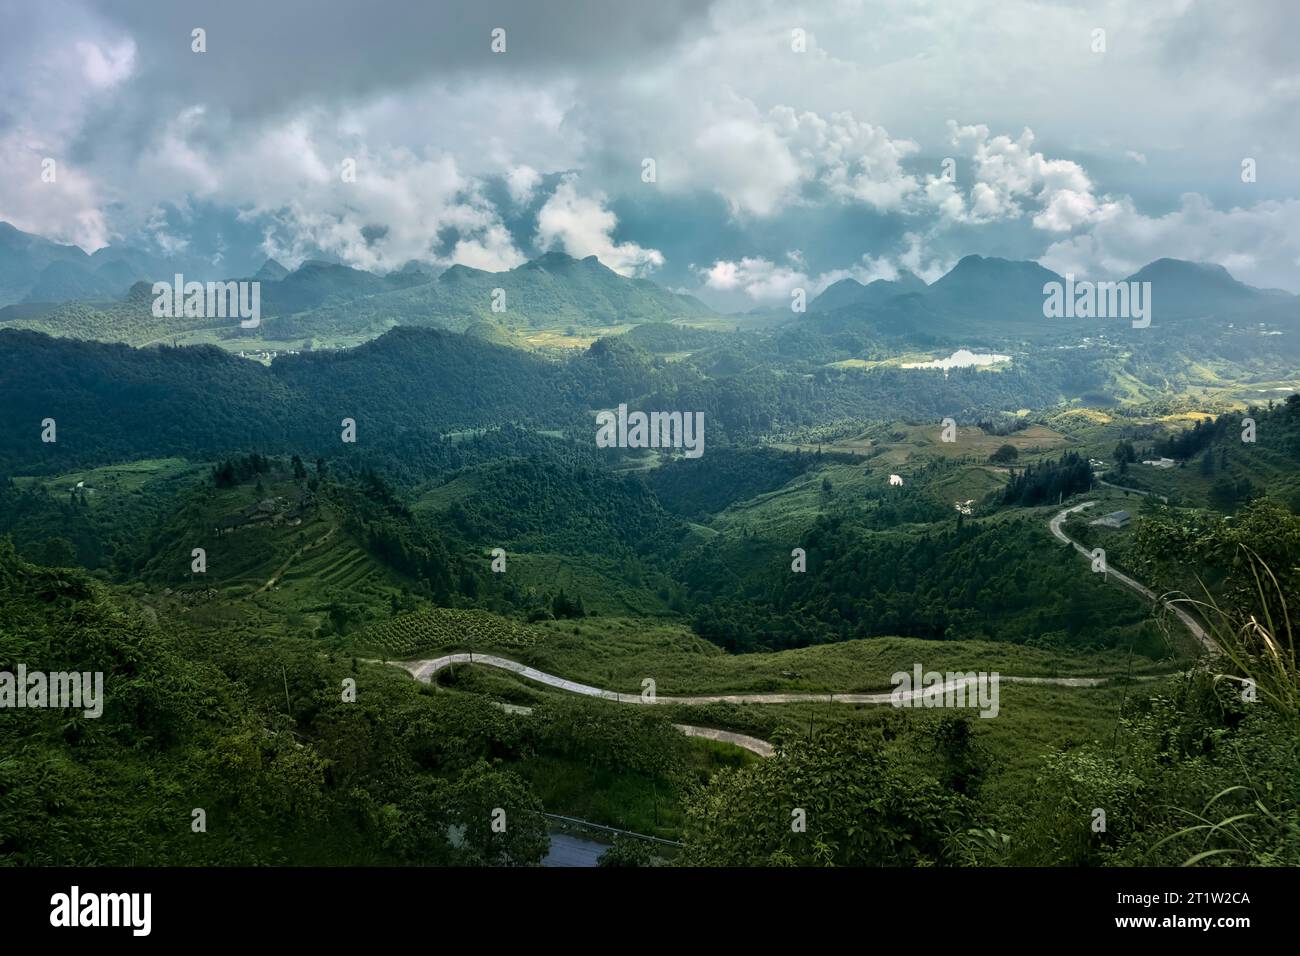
[901,349,1011,370]
[541,833,608,867]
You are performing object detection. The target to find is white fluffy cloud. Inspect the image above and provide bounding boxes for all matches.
[0,7,137,250]
[665,95,920,218]
[505,165,543,206]
[534,176,664,276]
[695,234,951,306]
[127,101,532,273]
[1040,193,1300,287]
[697,255,810,302]
[925,122,1119,232]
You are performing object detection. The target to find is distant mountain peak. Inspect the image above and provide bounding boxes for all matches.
[253,258,289,281]
[809,270,929,313]
[439,263,491,280]
[1126,258,1236,282]
[516,250,614,275]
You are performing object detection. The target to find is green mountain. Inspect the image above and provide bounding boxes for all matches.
[253,258,290,281]
[810,271,927,312]
[0,249,716,348]
[1121,258,1293,321]
[802,255,1299,350]
[0,327,574,474]
[265,251,712,342]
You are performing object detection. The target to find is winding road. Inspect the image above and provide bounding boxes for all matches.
[392,652,1118,758]
[399,652,1110,706]
[1049,501,1219,656]
[383,504,1214,756]
[1093,477,1169,503]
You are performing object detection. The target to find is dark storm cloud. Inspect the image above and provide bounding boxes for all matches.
[4,0,1300,295]
[91,0,715,117]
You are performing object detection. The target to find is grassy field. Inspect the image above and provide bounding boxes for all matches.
[367,611,1174,694]
[407,655,1165,837]
[503,552,679,618]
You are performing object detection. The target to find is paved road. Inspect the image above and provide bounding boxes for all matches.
[481,697,776,758]
[375,503,1211,763]
[1049,501,1220,656]
[400,655,1102,759]
[399,652,1111,709]
[1094,477,1169,503]
[671,724,775,757]
[541,833,607,867]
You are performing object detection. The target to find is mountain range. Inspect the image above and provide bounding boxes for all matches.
[0,221,1295,354]
[806,254,1298,341]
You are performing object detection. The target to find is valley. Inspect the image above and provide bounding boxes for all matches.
[2,229,1297,870]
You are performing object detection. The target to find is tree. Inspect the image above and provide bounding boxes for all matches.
[441,761,548,866]
[683,731,963,866]
[989,444,1019,464]
[36,536,77,568]
[598,836,656,867]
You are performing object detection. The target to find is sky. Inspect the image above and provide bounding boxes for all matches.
[1,0,1298,309]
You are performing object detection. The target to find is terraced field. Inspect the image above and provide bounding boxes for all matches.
[360,606,543,658]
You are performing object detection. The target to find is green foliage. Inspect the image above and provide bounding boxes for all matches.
[532,699,688,781]
[598,835,658,867]
[683,730,966,866]
[361,607,540,658]
[441,761,549,866]
[1009,672,1299,867]
[690,515,1156,653]
[645,448,812,520]
[1000,451,1092,506]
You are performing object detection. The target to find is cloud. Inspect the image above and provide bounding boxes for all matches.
[927,122,1120,232]
[1039,193,1300,289]
[2,0,1299,293]
[0,3,137,250]
[689,106,805,217]
[695,233,951,306]
[782,107,920,210]
[534,175,663,275]
[654,94,921,218]
[505,165,543,205]
[697,255,809,302]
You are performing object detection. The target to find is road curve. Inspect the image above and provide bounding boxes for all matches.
[1049,501,1220,656]
[1094,478,1168,503]
[671,724,775,757]
[396,652,1110,707]
[480,697,776,757]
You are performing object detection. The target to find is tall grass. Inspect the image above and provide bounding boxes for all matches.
[1155,549,1297,865]
[1167,546,1297,727]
